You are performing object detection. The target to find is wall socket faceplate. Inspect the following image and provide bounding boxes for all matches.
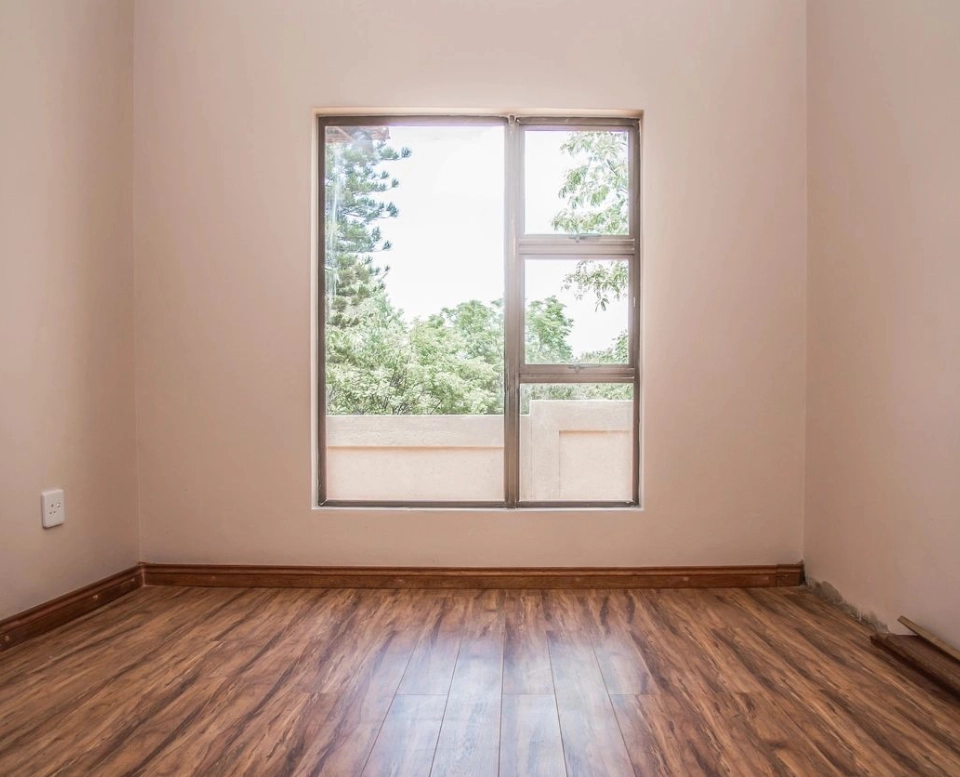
[41,489,65,528]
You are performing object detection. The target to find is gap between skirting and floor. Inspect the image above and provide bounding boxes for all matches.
[0,561,804,652]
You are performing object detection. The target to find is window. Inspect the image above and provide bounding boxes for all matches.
[318,115,641,506]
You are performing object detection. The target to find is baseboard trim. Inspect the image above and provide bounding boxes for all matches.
[872,633,960,700]
[0,566,143,651]
[0,562,803,650]
[142,562,804,590]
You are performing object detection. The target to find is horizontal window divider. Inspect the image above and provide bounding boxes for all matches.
[519,366,635,383]
[516,116,640,129]
[318,114,506,127]
[318,500,638,509]
[517,501,638,508]
[319,114,640,128]
[519,238,635,256]
[320,500,508,509]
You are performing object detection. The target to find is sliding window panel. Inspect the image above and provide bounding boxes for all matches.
[523,257,630,366]
[322,122,505,502]
[519,384,634,503]
[523,128,631,236]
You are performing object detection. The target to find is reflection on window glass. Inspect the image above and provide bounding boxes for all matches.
[524,259,629,364]
[524,129,630,235]
[520,384,633,502]
[324,124,505,501]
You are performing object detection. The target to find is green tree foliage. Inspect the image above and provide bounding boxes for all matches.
[562,260,628,313]
[525,297,574,364]
[324,131,513,416]
[324,129,410,328]
[326,293,508,416]
[325,293,409,415]
[551,131,629,236]
[324,128,631,415]
[552,131,631,312]
[409,309,503,414]
[324,129,409,413]
[552,130,631,396]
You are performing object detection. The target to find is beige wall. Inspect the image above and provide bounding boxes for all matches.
[133,0,807,566]
[806,0,960,644]
[0,0,139,619]
[6,1,955,636]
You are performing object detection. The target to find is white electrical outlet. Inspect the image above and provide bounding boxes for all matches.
[41,489,65,528]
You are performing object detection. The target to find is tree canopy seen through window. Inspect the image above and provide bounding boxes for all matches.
[324,128,630,415]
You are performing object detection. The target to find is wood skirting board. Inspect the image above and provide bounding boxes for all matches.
[141,563,805,590]
[1,562,803,651]
[872,630,960,700]
[0,566,143,652]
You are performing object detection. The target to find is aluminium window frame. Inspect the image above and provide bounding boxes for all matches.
[317,113,642,508]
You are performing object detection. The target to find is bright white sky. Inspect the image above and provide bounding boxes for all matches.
[349,125,626,355]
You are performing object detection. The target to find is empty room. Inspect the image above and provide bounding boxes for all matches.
[1,0,958,774]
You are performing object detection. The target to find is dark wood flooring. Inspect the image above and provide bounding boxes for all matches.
[0,585,958,776]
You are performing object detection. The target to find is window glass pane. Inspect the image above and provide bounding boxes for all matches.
[524,129,630,235]
[524,258,629,364]
[520,384,634,502]
[324,124,505,501]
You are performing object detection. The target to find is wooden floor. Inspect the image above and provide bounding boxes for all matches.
[1,586,959,776]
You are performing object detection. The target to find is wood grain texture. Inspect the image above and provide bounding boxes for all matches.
[1,585,959,776]
[873,633,960,700]
[361,694,446,777]
[141,563,804,589]
[547,628,636,777]
[899,616,960,665]
[503,591,554,695]
[0,566,142,651]
[500,694,565,777]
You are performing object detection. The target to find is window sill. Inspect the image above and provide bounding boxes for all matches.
[311,503,645,513]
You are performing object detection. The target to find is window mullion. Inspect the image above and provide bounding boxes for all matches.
[317,116,328,505]
[630,123,642,502]
[503,118,523,507]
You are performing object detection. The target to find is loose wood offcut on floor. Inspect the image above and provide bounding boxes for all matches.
[0,586,958,776]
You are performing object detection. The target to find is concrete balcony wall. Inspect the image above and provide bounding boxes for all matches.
[328,401,633,502]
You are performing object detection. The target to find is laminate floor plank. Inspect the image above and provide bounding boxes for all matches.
[1,585,959,776]
[729,691,847,777]
[696,603,919,776]
[292,591,415,695]
[653,590,766,694]
[71,676,232,776]
[447,631,503,699]
[503,591,554,695]
[0,653,215,777]
[433,592,469,633]
[397,628,462,696]
[547,629,635,777]
[0,588,241,714]
[287,629,419,777]
[112,678,299,777]
[499,694,565,777]
[593,632,656,695]
[611,692,697,777]
[430,693,501,777]
[613,691,724,777]
[361,694,446,777]
[127,596,343,776]
[0,590,252,756]
[431,621,504,777]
